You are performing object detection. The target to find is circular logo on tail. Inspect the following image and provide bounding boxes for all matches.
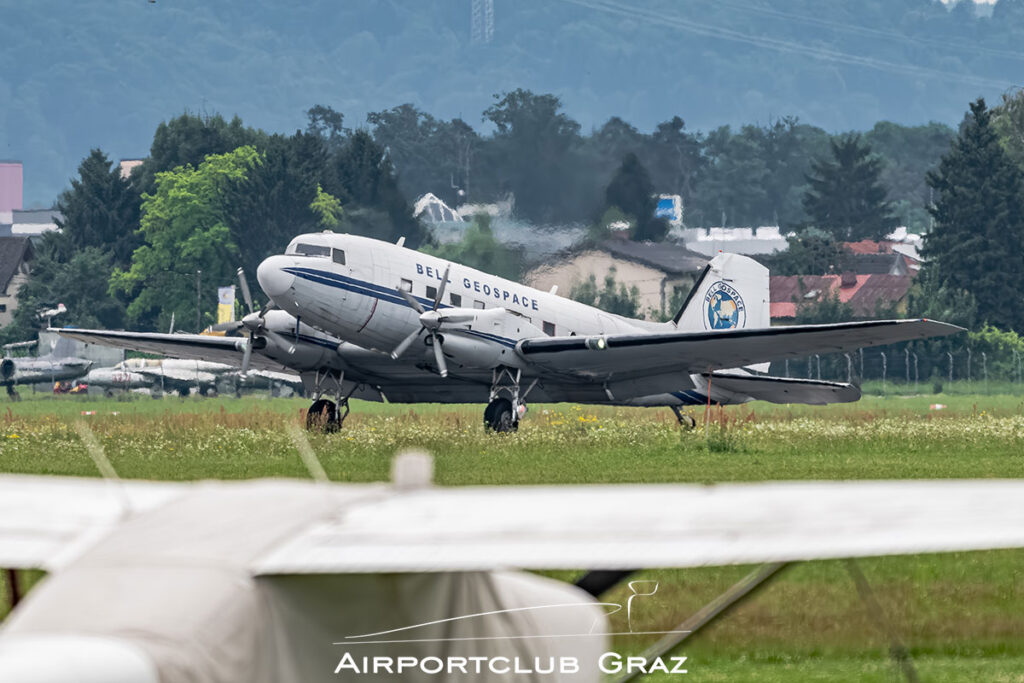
[704,281,745,330]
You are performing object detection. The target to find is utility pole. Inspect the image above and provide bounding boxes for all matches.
[196,270,202,333]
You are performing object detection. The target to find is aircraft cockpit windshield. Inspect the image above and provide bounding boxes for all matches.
[290,243,346,265]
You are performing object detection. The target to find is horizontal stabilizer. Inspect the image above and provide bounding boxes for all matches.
[709,372,860,405]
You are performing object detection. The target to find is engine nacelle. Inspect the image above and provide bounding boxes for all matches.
[0,359,14,382]
[434,332,520,370]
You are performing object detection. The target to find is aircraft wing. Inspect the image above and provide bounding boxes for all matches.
[0,476,185,571]
[54,328,289,373]
[253,479,1024,573]
[518,319,962,386]
[2,475,1022,574]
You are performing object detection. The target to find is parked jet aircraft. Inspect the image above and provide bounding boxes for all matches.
[245,232,962,430]
[1,336,93,399]
[1,463,1023,682]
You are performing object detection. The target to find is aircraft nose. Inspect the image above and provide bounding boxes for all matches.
[257,256,296,299]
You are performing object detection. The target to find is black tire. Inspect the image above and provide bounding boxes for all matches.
[485,398,517,433]
[306,399,338,432]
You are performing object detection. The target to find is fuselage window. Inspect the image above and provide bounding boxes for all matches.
[293,243,331,258]
[543,321,556,336]
[332,248,346,265]
[426,285,438,301]
[400,278,413,292]
[473,300,485,309]
[450,293,462,307]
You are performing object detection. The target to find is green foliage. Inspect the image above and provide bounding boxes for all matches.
[604,153,667,242]
[54,149,141,267]
[923,98,1024,333]
[422,214,522,281]
[570,267,640,318]
[111,146,263,331]
[762,232,849,276]
[992,88,1024,172]
[966,324,1024,378]
[802,134,897,240]
[310,184,344,228]
[794,286,854,325]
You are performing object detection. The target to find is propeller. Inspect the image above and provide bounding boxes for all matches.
[390,265,473,378]
[235,268,296,378]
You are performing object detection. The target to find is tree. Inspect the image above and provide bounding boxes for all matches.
[54,149,142,266]
[762,232,850,276]
[604,153,666,242]
[327,130,428,247]
[111,146,263,331]
[922,98,1024,332]
[802,134,897,241]
[423,214,522,280]
[482,89,586,223]
[310,184,344,228]
[570,267,640,318]
[992,88,1024,172]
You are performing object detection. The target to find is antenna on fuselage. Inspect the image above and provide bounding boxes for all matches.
[396,236,406,247]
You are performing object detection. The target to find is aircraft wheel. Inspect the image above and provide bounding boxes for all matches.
[179,387,191,398]
[306,399,340,433]
[680,414,697,429]
[104,389,115,398]
[484,398,518,433]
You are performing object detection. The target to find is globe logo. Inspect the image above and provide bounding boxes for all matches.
[704,281,746,330]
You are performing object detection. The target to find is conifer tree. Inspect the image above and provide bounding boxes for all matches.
[923,98,1024,332]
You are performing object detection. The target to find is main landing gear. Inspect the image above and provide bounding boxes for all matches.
[4,384,19,401]
[305,369,355,433]
[671,405,697,430]
[484,367,536,433]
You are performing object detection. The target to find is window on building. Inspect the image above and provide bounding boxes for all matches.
[543,321,556,336]
[0,304,6,313]
[449,293,462,307]
[426,285,437,301]
[332,249,346,265]
[400,278,413,292]
[293,243,331,258]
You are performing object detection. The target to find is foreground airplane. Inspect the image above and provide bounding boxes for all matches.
[1,337,93,400]
[247,232,961,430]
[1,461,1023,682]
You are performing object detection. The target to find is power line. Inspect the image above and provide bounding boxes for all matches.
[561,0,1016,91]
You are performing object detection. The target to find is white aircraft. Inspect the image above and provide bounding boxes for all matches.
[1,458,1023,682]
[243,232,961,430]
[1,337,93,399]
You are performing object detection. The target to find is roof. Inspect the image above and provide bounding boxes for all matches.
[850,252,908,275]
[770,273,912,318]
[0,236,32,291]
[12,209,61,224]
[597,238,707,276]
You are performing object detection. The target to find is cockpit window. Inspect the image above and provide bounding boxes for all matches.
[293,243,331,258]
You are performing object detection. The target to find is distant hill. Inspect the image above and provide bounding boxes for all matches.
[3,0,1023,205]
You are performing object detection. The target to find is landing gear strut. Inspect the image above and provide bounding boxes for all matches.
[305,369,355,433]
[671,405,697,429]
[484,367,535,433]
[5,384,19,401]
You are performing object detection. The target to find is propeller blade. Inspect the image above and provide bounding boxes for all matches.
[258,300,277,318]
[432,333,448,378]
[398,287,425,314]
[264,329,296,355]
[391,326,424,360]
[433,265,451,311]
[438,313,475,324]
[240,339,253,376]
[236,268,255,315]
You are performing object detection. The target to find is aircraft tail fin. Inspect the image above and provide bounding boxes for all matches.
[45,333,79,360]
[672,253,770,332]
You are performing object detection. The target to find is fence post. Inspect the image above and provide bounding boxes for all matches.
[859,348,864,378]
[807,356,812,379]
[913,353,919,393]
[881,352,887,394]
[966,348,972,384]
[982,352,987,393]
[947,351,953,384]
[815,354,821,381]
[845,353,852,383]
[904,348,910,385]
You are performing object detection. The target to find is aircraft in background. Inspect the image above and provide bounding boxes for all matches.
[83,360,302,398]
[1,460,1022,682]
[245,232,962,431]
[1,336,93,400]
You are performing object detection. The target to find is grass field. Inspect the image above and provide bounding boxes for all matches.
[1,393,1023,681]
